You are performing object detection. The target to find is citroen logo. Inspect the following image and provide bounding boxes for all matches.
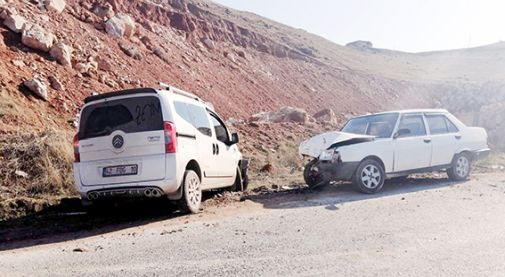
[112,135,124,149]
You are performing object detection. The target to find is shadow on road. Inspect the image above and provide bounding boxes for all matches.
[0,192,222,252]
[0,177,461,252]
[247,176,463,210]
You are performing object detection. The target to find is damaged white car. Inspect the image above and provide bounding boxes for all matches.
[299,109,490,194]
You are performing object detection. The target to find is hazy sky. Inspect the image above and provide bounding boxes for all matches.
[212,0,505,53]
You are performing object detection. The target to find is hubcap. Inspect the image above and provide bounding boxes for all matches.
[361,164,381,189]
[456,156,470,177]
[187,175,201,207]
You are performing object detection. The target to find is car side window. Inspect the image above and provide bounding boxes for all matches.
[426,115,459,134]
[397,115,426,137]
[209,112,229,144]
[174,101,192,124]
[445,117,459,133]
[185,103,212,137]
[426,115,448,134]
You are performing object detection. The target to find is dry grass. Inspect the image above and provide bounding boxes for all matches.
[0,131,77,220]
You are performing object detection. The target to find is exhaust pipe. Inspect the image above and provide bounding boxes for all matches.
[144,189,152,197]
[151,189,161,198]
[87,192,99,201]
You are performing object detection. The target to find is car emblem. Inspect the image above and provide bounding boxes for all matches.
[112,135,124,149]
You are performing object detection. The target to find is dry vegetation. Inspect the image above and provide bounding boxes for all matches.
[0,131,76,220]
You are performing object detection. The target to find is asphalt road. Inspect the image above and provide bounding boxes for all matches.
[2,172,505,276]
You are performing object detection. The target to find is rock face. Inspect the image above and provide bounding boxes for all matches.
[3,14,26,33]
[44,0,66,14]
[21,24,55,52]
[105,14,135,38]
[24,79,48,100]
[50,42,72,66]
[250,107,309,124]
[346,40,373,50]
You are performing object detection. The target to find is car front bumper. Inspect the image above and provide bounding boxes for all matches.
[315,160,360,181]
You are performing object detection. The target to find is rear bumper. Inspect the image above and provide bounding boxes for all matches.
[472,148,491,161]
[73,163,179,199]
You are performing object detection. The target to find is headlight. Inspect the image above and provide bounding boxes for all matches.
[319,149,340,162]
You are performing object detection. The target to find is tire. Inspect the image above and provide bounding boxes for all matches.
[178,170,202,214]
[303,159,327,188]
[352,159,385,194]
[447,153,472,181]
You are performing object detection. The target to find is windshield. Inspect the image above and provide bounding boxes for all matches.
[341,113,399,138]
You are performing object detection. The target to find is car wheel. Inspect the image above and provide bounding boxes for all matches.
[178,170,202,214]
[303,159,327,188]
[448,153,472,181]
[352,159,385,194]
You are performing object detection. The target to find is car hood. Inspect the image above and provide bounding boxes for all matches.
[299,131,375,158]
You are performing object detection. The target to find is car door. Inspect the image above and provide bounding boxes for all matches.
[393,114,432,172]
[207,111,237,182]
[183,102,215,185]
[425,114,461,166]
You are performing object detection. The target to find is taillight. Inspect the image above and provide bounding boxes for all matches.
[164,121,177,153]
[73,133,80,162]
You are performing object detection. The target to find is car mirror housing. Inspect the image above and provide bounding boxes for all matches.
[229,133,239,145]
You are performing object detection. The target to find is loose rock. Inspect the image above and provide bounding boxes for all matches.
[50,42,72,66]
[3,14,26,33]
[119,42,142,60]
[105,14,136,38]
[24,79,48,100]
[48,76,64,91]
[44,0,66,14]
[21,24,55,52]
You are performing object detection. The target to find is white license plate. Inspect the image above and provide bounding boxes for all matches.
[103,165,138,177]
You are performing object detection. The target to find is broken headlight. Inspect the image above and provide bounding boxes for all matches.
[318,149,340,162]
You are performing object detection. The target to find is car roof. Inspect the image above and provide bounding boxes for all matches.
[369,109,449,115]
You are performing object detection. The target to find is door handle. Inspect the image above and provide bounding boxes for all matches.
[424,138,432,143]
[216,144,220,155]
[455,135,462,140]
[212,144,216,155]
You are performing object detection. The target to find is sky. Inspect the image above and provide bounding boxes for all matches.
[212,0,505,53]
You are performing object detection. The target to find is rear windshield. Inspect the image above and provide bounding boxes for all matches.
[79,96,163,140]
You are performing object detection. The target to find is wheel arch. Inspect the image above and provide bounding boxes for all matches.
[185,160,201,180]
[361,155,386,171]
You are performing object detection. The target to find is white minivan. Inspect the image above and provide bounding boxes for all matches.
[73,85,248,213]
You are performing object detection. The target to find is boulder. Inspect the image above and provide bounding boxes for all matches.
[49,42,72,66]
[201,38,214,50]
[3,14,26,33]
[313,108,337,125]
[250,106,309,124]
[21,24,55,52]
[105,14,136,38]
[44,0,66,14]
[24,79,48,100]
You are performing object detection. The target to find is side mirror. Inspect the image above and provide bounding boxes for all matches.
[394,128,411,139]
[229,133,239,145]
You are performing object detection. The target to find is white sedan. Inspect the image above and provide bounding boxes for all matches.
[299,109,490,193]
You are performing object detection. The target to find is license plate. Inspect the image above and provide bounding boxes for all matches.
[103,165,138,177]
